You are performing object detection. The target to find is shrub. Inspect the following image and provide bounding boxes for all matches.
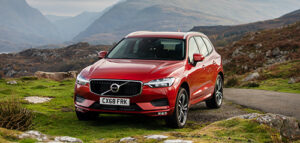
[247,82,260,88]
[0,97,34,131]
[225,77,239,87]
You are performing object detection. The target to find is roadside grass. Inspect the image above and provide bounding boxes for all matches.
[253,78,300,94]
[0,78,193,142]
[0,78,290,142]
[98,118,281,143]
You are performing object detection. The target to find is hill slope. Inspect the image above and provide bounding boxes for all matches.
[74,0,300,44]
[220,22,300,75]
[0,43,111,77]
[191,9,300,47]
[0,0,62,52]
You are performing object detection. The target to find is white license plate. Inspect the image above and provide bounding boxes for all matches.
[100,97,130,106]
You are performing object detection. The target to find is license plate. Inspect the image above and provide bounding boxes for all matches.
[100,97,130,106]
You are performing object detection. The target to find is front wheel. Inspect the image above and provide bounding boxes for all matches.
[166,88,189,128]
[206,75,223,108]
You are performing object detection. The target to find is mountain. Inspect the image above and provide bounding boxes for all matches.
[191,9,300,47]
[0,0,62,53]
[74,0,300,44]
[52,11,103,41]
[45,15,71,23]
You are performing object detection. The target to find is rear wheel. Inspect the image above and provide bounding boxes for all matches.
[166,88,189,128]
[76,111,98,121]
[206,75,223,108]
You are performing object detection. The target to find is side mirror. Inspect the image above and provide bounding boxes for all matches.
[98,51,107,59]
[193,53,205,62]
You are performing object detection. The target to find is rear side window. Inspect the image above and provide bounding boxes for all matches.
[202,37,214,53]
[188,37,200,63]
[194,37,208,56]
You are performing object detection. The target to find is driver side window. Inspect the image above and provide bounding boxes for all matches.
[188,37,200,63]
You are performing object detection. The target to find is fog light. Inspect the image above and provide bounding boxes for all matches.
[157,112,167,115]
[75,94,85,103]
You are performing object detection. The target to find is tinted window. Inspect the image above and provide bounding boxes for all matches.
[107,38,185,60]
[188,37,200,63]
[202,37,213,53]
[194,37,208,56]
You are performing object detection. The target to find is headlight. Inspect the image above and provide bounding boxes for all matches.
[76,74,89,85]
[145,77,175,88]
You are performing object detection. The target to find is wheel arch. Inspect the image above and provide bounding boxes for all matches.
[180,82,190,99]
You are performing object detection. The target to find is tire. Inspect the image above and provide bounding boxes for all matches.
[166,88,189,128]
[76,111,98,121]
[206,75,223,109]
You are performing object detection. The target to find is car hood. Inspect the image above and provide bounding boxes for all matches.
[83,59,185,82]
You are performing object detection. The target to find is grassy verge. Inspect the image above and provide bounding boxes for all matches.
[0,78,192,142]
[0,78,292,142]
[250,78,300,94]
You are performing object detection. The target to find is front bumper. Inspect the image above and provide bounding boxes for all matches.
[74,82,178,117]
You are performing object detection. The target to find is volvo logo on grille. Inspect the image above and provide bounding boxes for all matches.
[110,83,120,93]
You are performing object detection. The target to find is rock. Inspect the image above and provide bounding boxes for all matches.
[5,69,17,77]
[24,96,52,104]
[243,72,260,81]
[34,71,78,81]
[255,43,262,48]
[55,136,83,143]
[145,135,168,140]
[266,50,272,57]
[6,80,18,85]
[120,137,136,142]
[18,130,48,141]
[272,47,281,56]
[164,139,193,143]
[288,77,300,84]
[232,113,300,140]
[228,113,261,120]
[288,78,296,84]
[249,53,255,59]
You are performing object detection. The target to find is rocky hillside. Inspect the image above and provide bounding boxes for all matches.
[0,43,111,77]
[191,9,300,47]
[220,22,300,75]
[74,0,300,45]
[0,0,62,53]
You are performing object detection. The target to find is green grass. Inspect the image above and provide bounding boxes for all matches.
[0,78,291,142]
[250,78,300,94]
[0,78,191,142]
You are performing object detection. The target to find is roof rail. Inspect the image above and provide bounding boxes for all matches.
[126,31,152,38]
[183,31,206,39]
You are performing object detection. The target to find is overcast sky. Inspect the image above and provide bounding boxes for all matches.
[26,0,120,17]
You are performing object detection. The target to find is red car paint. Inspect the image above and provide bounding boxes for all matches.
[74,31,223,117]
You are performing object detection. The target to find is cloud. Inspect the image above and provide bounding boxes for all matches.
[26,0,120,16]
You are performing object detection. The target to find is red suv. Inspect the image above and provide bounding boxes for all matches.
[74,31,224,128]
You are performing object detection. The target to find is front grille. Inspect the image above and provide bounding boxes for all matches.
[90,80,142,97]
[89,102,142,111]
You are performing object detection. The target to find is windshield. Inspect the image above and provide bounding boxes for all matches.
[107,38,185,60]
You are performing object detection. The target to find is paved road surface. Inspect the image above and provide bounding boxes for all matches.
[224,88,300,120]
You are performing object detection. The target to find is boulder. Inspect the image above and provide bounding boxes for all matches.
[232,113,300,140]
[18,130,48,142]
[272,47,281,56]
[34,71,78,81]
[55,136,83,143]
[164,139,193,143]
[24,96,52,104]
[120,137,136,142]
[6,80,17,85]
[288,77,300,84]
[145,135,168,140]
[243,72,260,81]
